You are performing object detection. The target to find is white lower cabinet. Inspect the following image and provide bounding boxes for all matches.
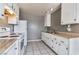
[69,38,79,55]
[3,40,19,55]
[55,36,69,55]
[53,39,58,53]
[42,32,79,55]
[57,44,67,55]
[5,44,17,55]
[42,32,69,55]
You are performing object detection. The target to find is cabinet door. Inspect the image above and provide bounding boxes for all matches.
[45,33,52,46]
[57,43,68,55]
[44,13,51,26]
[8,16,17,24]
[5,44,17,55]
[69,38,79,55]
[76,3,79,23]
[42,32,46,42]
[41,32,44,40]
[54,35,69,55]
[15,4,19,21]
[6,3,19,24]
[61,3,75,25]
[49,36,55,48]
[7,3,13,9]
[58,36,69,48]
[7,3,16,12]
[50,36,56,51]
[53,38,59,53]
[0,4,4,19]
[44,15,47,26]
[46,13,51,26]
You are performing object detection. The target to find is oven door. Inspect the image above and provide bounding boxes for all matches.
[19,38,24,55]
[21,39,24,50]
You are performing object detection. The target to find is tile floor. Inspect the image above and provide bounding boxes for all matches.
[24,41,56,55]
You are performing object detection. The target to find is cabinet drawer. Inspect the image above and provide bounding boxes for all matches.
[57,43,69,55]
[3,41,18,55]
[6,44,17,55]
[55,35,69,47]
[59,39,69,47]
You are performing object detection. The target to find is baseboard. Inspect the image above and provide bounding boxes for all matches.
[27,39,41,42]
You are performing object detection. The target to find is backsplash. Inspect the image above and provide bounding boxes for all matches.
[0,27,10,32]
[0,24,16,36]
[0,26,10,36]
[50,7,79,33]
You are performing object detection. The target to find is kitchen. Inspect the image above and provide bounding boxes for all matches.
[0,3,79,55]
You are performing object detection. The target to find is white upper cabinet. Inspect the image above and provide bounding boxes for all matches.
[6,3,17,13]
[6,3,19,24]
[61,3,75,25]
[61,3,79,25]
[76,4,79,22]
[0,3,19,25]
[0,4,5,19]
[14,4,19,21]
[44,12,51,26]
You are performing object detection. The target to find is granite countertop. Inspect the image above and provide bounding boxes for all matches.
[0,33,23,54]
[0,38,16,54]
[44,31,79,38]
[54,31,79,39]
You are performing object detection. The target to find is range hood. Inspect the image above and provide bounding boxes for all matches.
[4,5,16,16]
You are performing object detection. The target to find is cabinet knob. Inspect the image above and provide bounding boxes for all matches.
[15,48,17,50]
[14,9,15,10]
[66,48,68,50]
[52,40,53,42]
[52,46,53,48]
[54,38,56,40]
[59,43,61,46]
[61,41,64,43]
[74,19,76,21]
[56,42,57,44]
[2,14,4,16]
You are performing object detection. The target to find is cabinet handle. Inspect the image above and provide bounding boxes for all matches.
[54,38,56,40]
[56,42,57,44]
[2,14,4,16]
[52,40,53,42]
[14,9,15,11]
[74,19,76,21]
[66,48,68,50]
[61,41,64,43]
[52,46,53,48]
[15,48,17,50]
[58,43,61,46]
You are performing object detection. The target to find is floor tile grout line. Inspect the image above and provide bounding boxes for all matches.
[36,41,47,55]
[41,41,50,55]
[31,42,34,55]
[25,41,56,55]
[36,42,43,55]
[35,41,42,55]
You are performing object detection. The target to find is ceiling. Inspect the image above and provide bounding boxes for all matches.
[18,3,60,16]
